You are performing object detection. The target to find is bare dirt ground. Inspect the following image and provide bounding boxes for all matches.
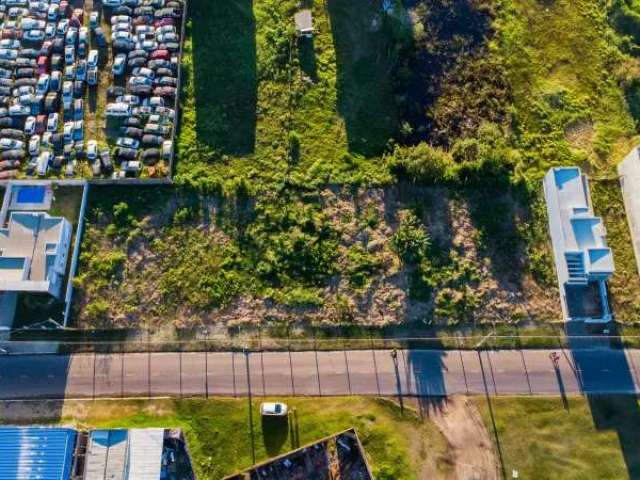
[411,396,500,480]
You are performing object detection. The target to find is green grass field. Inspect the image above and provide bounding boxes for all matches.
[475,395,640,479]
[176,0,399,192]
[16,397,450,479]
[72,0,640,328]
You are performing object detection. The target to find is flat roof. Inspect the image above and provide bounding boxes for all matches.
[0,427,77,480]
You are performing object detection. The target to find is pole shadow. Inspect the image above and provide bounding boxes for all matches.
[567,321,640,478]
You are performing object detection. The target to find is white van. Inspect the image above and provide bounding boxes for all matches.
[105,102,131,117]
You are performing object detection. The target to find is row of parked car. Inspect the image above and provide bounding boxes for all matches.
[0,0,103,178]
[0,0,183,179]
[101,0,183,177]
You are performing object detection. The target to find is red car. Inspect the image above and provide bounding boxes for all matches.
[0,169,18,179]
[59,1,70,17]
[1,29,19,40]
[149,49,169,60]
[39,40,53,57]
[154,18,175,28]
[37,56,49,75]
[35,115,47,134]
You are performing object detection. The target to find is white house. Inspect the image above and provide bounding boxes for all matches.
[0,211,72,299]
[543,167,614,322]
[618,146,640,275]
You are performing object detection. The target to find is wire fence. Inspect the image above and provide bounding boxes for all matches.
[0,334,637,355]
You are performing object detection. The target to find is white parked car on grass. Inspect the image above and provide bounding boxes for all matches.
[260,402,288,417]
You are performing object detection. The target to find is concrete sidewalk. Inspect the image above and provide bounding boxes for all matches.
[0,348,639,400]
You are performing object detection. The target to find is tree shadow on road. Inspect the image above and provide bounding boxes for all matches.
[406,338,447,416]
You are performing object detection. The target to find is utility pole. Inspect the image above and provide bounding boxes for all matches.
[244,345,256,464]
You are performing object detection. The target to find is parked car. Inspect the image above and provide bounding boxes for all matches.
[99,148,113,173]
[260,402,288,417]
[36,150,50,176]
[86,139,97,160]
[28,134,40,155]
[112,53,126,75]
[46,112,58,131]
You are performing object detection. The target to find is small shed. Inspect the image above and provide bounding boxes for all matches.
[294,9,313,38]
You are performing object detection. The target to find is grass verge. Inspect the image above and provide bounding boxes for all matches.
[475,395,640,479]
[2,397,451,479]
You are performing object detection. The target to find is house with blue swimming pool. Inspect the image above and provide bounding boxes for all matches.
[0,180,88,329]
[543,167,615,323]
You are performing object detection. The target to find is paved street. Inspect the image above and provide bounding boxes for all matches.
[0,348,639,400]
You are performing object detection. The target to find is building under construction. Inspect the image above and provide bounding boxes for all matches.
[224,429,373,480]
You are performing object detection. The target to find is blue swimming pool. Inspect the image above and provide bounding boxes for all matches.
[16,186,46,204]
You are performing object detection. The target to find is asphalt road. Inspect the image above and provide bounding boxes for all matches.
[0,348,639,400]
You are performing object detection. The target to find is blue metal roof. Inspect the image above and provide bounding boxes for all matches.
[0,427,77,480]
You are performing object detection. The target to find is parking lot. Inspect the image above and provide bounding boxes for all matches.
[0,0,184,180]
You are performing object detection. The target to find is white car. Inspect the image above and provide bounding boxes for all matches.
[45,22,56,39]
[37,151,51,176]
[62,81,73,108]
[116,94,140,106]
[0,48,18,60]
[36,74,50,95]
[112,22,131,32]
[87,139,98,160]
[0,39,20,49]
[28,135,40,155]
[41,131,52,147]
[87,49,98,68]
[24,116,36,135]
[24,30,45,42]
[112,54,126,76]
[260,402,288,416]
[64,45,75,64]
[47,112,59,132]
[116,137,139,149]
[65,27,78,46]
[110,15,130,25]
[63,121,73,142]
[76,59,87,81]
[161,140,173,160]
[111,31,132,42]
[47,4,59,21]
[87,67,98,86]
[21,18,45,30]
[0,138,24,150]
[56,19,69,36]
[132,67,154,79]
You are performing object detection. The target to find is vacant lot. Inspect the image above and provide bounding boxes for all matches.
[0,397,451,479]
[73,0,640,328]
[475,395,640,479]
[73,184,560,330]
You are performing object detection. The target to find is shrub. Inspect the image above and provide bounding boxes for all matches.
[345,244,382,288]
[288,131,301,164]
[391,210,430,264]
[390,142,454,184]
[85,251,127,280]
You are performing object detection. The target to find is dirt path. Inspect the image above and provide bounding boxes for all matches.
[426,396,500,480]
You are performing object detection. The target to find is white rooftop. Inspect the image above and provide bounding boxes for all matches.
[0,211,72,298]
[544,167,614,282]
[84,429,164,480]
[619,146,640,275]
